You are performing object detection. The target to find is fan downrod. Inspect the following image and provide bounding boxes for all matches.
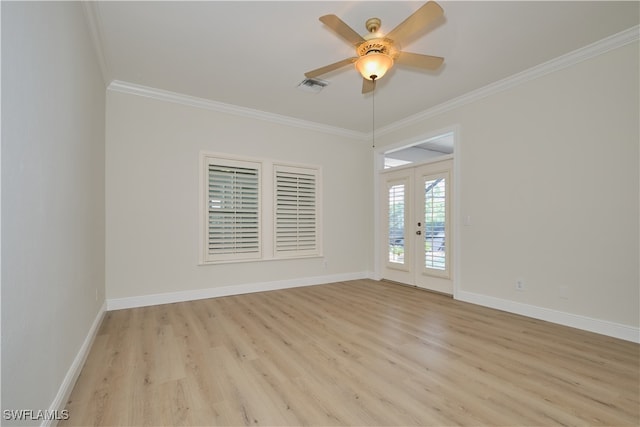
[365,17,381,33]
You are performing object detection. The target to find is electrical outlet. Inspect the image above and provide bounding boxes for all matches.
[515,280,525,291]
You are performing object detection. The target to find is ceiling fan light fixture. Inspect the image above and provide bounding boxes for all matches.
[306,2,445,90]
[355,52,394,81]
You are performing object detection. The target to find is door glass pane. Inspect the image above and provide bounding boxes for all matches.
[424,178,446,270]
[388,184,405,263]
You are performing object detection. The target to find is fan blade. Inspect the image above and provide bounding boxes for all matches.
[362,78,375,94]
[386,1,443,47]
[396,52,444,70]
[305,57,357,79]
[319,14,366,46]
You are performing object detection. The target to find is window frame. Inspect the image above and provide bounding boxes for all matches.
[200,154,263,264]
[386,179,409,269]
[273,163,323,259]
[420,170,451,279]
[199,153,322,265]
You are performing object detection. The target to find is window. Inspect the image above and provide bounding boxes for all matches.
[274,165,321,258]
[388,183,406,264]
[424,177,446,271]
[202,156,261,263]
[200,153,322,264]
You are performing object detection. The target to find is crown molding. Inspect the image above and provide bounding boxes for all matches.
[107,80,368,141]
[376,25,640,137]
[105,25,637,141]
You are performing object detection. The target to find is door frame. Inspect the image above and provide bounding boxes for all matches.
[372,125,461,298]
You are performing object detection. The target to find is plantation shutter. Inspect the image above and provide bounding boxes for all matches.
[274,165,320,258]
[206,158,261,262]
[388,183,406,264]
[424,177,446,271]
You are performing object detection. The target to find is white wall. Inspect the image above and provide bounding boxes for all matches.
[105,90,372,302]
[1,1,106,422]
[377,41,639,333]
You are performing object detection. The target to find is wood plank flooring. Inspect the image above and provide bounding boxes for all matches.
[61,279,639,426]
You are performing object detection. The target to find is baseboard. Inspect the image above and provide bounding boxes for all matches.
[107,271,370,311]
[456,290,640,343]
[44,301,106,427]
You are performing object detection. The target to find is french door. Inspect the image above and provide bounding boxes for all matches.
[381,158,453,294]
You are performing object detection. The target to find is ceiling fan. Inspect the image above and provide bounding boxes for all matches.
[305,1,445,94]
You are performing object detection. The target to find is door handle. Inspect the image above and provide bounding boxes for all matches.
[416,230,422,235]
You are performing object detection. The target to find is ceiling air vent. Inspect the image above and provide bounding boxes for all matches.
[297,77,329,93]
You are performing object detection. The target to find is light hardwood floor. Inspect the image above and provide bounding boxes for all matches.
[61,279,639,426]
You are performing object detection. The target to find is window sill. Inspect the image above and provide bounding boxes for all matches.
[198,254,324,266]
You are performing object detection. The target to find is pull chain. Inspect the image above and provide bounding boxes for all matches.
[371,77,377,149]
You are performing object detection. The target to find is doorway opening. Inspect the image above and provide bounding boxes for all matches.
[384,132,453,169]
[377,130,456,295]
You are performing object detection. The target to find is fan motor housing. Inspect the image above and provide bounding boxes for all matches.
[356,38,397,59]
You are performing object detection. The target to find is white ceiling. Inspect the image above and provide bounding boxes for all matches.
[89,1,639,134]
